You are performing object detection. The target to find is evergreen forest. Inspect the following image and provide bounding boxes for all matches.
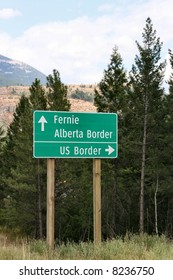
[0,18,173,242]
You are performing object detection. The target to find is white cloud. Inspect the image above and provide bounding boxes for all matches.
[0,8,21,19]
[0,0,173,84]
[6,17,117,83]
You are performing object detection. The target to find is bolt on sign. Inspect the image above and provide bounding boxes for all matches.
[33,111,118,158]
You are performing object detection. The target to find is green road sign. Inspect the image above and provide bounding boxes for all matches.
[33,111,118,158]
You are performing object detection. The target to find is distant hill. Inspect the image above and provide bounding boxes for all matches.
[0,85,96,128]
[0,55,47,86]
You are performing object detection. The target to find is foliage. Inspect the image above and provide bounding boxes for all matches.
[71,89,94,102]
[0,126,6,204]
[94,46,128,113]
[47,69,70,111]
[129,17,166,234]
[94,46,131,237]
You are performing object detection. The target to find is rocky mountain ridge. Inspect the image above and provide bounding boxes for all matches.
[0,54,47,86]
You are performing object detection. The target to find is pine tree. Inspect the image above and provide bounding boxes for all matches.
[1,96,35,233]
[94,46,127,113]
[0,126,5,206]
[161,49,173,236]
[29,79,47,238]
[168,49,173,95]
[1,80,48,237]
[94,46,130,237]
[29,78,47,110]
[130,17,166,234]
[47,69,70,111]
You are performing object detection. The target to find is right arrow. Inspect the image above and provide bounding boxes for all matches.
[38,116,47,131]
[105,145,115,155]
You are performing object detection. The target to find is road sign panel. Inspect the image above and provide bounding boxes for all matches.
[33,111,118,158]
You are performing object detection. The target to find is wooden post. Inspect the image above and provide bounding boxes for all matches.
[93,158,101,245]
[47,158,55,250]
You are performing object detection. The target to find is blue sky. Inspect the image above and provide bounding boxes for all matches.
[0,0,105,36]
[0,0,173,84]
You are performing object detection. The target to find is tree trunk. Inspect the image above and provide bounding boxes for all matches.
[154,175,159,236]
[140,94,148,235]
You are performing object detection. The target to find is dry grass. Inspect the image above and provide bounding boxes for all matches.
[0,231,173,260]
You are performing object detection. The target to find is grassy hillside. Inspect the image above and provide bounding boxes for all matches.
[0,85,97,128]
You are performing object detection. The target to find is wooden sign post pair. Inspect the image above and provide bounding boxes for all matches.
[46,158,101,250]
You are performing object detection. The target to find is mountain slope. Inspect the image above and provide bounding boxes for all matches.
[0,55,47,86]
[0,94,96,128]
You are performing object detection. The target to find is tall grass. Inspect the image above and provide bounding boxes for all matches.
[0,231,173,260]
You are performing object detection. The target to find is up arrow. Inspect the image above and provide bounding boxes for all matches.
[105,145,115,155]
[38,116,47,131]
